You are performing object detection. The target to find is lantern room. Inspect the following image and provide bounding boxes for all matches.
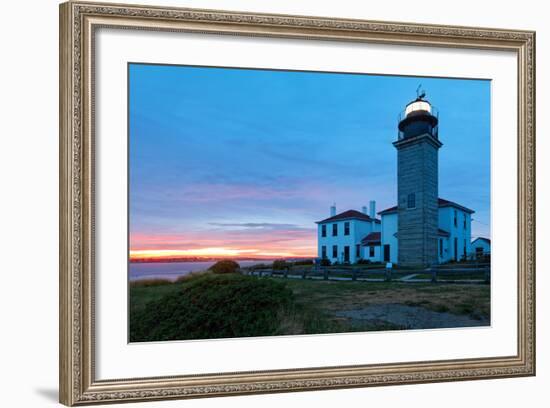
[397,95,439,141]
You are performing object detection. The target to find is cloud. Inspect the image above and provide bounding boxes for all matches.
[129,65,491,254]
[208,222,302,229]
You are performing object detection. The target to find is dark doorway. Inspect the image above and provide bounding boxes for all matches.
[344,246,350,263]
[383,244,390,262]
[475,247,484,258]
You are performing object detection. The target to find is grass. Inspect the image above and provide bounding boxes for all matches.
[129,274,490,342]
[281,279,490,323]
[129,278,173,287]
[130,280,182,316]
[413,272,488,280]
[175,269,212,282]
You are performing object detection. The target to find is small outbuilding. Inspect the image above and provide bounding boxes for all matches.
[471,237,491,259]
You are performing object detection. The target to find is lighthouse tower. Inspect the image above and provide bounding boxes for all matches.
[393,91,442,267]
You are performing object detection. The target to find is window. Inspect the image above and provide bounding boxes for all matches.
[344,222,350,236]
[332,245,338,258]
[407,193,416,209]
[332,223,338,236]
[321,246,327,259]
[454,238,458,261]
[355,244,361,258]
[463,214,467,230]
[439,238,443,257]
[369,246,375,257]
[454,210,458,227]
[321,224,326,237]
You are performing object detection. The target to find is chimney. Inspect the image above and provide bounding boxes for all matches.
[330,204,336,217]
[369,200,376,219]
[362,206,368,215]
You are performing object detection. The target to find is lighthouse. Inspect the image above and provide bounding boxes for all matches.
[316,89,476,266]
[393,91,442,267]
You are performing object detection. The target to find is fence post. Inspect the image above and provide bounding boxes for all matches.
[323,268,328,280]
[484,267,490,284]
[352,268,357,281]
[384,262,393,281]
[259,269,263,278]
[302,269,307,279]
[284,267,288,279]
[431,266,437,283]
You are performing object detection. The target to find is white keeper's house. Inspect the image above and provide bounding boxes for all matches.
[316,93,478,267]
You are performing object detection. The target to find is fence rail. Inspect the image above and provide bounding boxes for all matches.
[241,264,490,284]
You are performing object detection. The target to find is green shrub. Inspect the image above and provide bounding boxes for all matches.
[249,263,269,271]
[130,274,294,342]
[319,258,331,267]
[208,260,240,274]
[293,259,314,266]
[272,260,289,270]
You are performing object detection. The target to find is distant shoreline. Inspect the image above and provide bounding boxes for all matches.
[129,257,315,264]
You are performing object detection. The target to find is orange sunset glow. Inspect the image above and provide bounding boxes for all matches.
[129,246,316,262]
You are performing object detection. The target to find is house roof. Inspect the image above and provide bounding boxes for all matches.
[377,205,398,215]
[361,232,381,246]
[316,209,381,224]
[437,198,475,214]
[378,198,475,215]
[472,237,491,244]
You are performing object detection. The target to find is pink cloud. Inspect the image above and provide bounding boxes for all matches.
[130,226,317,257]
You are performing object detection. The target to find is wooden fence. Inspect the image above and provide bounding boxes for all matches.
[241,263,490,284]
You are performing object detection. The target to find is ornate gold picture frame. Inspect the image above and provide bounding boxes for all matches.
[59,1,535,405]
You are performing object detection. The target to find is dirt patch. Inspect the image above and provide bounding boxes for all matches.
[287,280,490,321]
[334,303,490,330]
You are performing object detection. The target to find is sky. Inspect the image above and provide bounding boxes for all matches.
[128,63,491,260]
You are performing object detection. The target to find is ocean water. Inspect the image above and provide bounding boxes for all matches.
[129,260,273,281]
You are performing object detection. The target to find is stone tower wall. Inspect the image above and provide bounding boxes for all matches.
[396,137,439,267]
